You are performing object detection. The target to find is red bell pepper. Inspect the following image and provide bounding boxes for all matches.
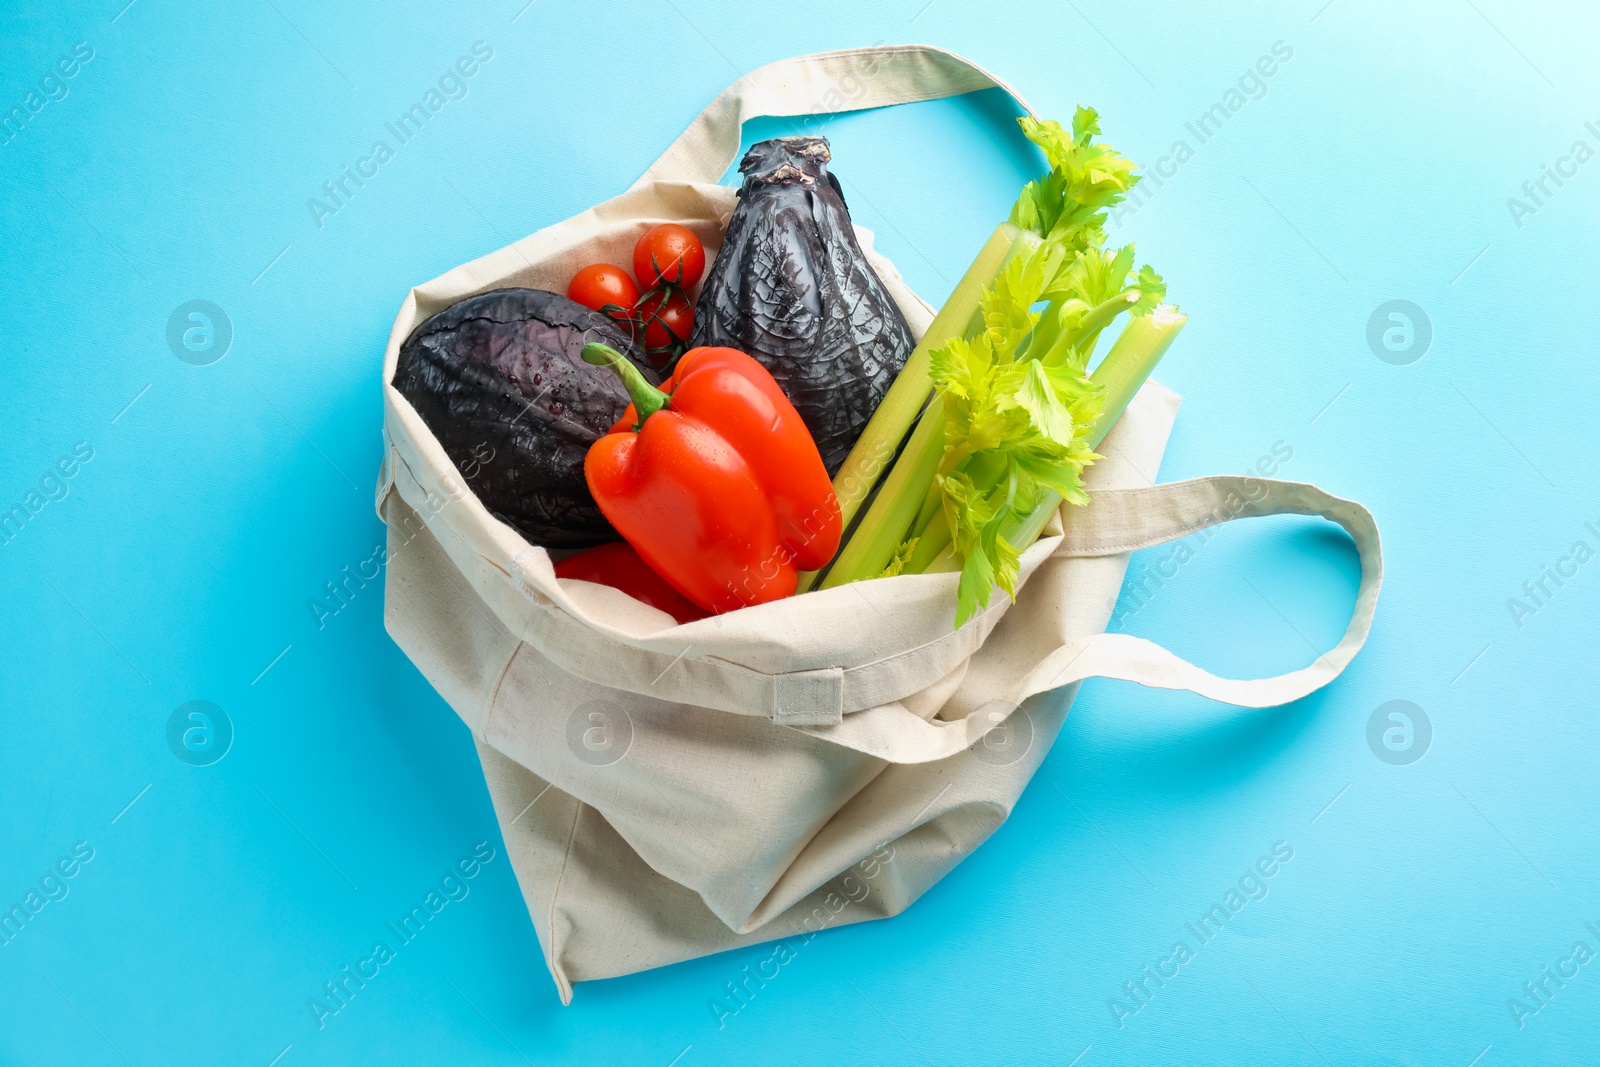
[553,542,709,624]
[580,342,841,614]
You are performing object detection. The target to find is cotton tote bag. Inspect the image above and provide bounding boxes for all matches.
[375,45,1383,1002]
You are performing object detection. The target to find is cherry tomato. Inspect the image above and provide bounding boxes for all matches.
[637,289,693,360]
[634,224,705,290]
[567,264,639,323]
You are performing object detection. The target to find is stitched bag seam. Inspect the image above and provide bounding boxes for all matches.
[545,800,584,990]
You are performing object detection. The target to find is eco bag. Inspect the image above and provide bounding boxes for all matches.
[375,45,1383,1002]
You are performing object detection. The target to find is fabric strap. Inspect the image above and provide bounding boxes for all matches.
[631,44,1034,189]
[793,475,1383,763]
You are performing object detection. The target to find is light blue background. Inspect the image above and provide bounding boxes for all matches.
[3,0,1596,1064]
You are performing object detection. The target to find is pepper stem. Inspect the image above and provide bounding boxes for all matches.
[582,343,670,429]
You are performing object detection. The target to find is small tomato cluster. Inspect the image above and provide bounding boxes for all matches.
[566,223,705,368]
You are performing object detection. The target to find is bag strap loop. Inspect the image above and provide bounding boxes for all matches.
[631,44,1034,189]
[792,476,1383,763]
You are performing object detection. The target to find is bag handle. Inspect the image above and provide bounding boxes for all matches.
[792,476,1383,763]
[630,45,1035,189]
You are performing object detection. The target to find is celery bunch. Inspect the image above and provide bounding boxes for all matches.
[931,241,1164,622]
[819,108,1181,625]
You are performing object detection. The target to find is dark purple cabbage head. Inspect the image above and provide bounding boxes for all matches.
[690,136,916,475]
[394,288,658,547]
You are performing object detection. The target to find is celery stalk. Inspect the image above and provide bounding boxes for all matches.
[811,107,1165,615]
[829,223,1032,530]
[1085,305,1187,445]
[902,447,1005,572]
[922,306,1187,573]
[883,290,1155,579]
[818,402,947,588]
[908,478,945,545]
[904,505,954,572]
[825,260,1162,592]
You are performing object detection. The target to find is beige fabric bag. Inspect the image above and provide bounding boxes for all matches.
[375,45,1383,1002]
